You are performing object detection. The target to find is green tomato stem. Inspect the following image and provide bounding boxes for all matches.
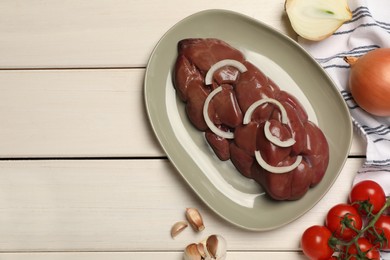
[329,197,390,258]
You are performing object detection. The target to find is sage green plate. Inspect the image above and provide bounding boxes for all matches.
[144,9,352,230]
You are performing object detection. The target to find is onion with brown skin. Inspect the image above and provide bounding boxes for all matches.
[344,48,390,117]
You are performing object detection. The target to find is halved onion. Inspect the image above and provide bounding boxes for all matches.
[203,86,234,139]
[205,59,247,85]
[285,0,352,41]
[255,150,302,174]
[264,121,296,147]
[243,98,289,124]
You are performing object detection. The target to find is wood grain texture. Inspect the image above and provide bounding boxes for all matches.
[0,0,294,69]
[0,69,162,157]
[0,252,306,260]
[0,69,365,157]
[0,158,363,252]
[0,1,369,258]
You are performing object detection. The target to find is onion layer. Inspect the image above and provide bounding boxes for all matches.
[344,48,390,117]
[205,59,247,85]
[243,98,289,125]
[203,86,234,139]
[244,98,296,150]
[255,151,302,174]
[264,121,296,147]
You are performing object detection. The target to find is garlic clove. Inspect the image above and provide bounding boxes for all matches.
[185,208,205,232]
[197,242,212,260]
[285,0,352,41]
[183,243,203,260]
[170,221,188,238]
[184,234,227,260]
[205,234,227,260]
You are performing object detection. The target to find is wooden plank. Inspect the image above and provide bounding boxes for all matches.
[0,252,306,260]
[0,0,293,69]
[0,69,366,157]
[0,158,363,251]
[0,69,163,157]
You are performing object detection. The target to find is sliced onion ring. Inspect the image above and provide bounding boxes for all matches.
[243,98,289,125]
[205,59,247,85]
[203,86,234,139]
[264,121,296,147]
[255,150,302,174]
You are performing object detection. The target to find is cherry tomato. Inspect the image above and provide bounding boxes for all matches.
[325,203,363,241]
[301,225,334,260]
[349,180,386,215]
[366,214,390,250]
[347,237,380,260]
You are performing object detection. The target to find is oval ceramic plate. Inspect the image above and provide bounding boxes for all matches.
[144,9,352,230]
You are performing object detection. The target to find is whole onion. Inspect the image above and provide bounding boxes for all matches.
[344,48,390,117]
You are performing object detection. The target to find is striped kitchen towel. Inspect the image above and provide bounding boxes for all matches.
[299,0,390,197]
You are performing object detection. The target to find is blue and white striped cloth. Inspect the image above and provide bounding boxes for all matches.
[299,2,390,257]
[299,0,390,198]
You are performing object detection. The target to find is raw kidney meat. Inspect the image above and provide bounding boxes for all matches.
[173,38,329,201]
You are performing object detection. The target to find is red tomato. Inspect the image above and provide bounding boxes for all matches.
[301,225,334,260]
[349,180,386,215]
[366,214,390,250]
[325,203,363,240]
[347,237,380,260]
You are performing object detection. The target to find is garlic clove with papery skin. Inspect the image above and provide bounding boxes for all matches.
[196,242,212,260]
[200,234,227,260]
[170,221,188,239]
[285,0,352,41]
[183,234,227,260]
[207,235,227,260]
[198,242,215,260]
[183,243,203,260]
[185,208,205,232]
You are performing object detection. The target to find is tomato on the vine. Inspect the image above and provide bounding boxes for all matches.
[366,214,390,250]
[348,180,386,215]
[301,225,334,260]
[347,237,380,260]
[325,203,363,240]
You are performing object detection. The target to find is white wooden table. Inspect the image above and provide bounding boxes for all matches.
[0,1,366,259]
